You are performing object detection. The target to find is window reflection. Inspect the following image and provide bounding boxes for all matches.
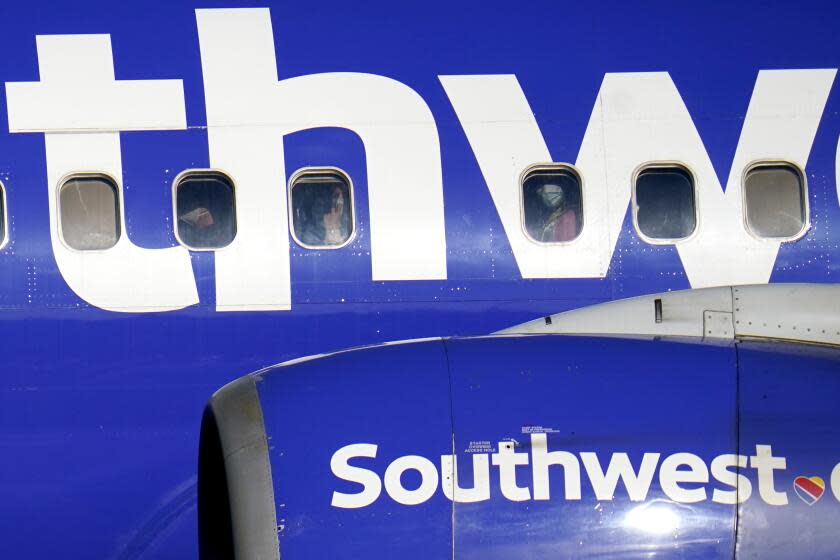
[59,175,120,250]
[744,164,806,239]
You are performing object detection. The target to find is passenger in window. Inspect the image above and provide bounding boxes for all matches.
[536,183,578,242]
[299,183,350,247]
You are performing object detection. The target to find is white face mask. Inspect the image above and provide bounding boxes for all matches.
[540,185,565,210]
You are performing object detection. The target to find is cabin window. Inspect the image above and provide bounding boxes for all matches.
[175,171,237,250]
[59,175,120,250]
[289,168,354,248]
[743,163,807,239]
[633,165,697,241]
[522,165,583,243]
[0,183,6,248]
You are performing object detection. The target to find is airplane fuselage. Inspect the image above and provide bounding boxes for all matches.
[2,2,839,558]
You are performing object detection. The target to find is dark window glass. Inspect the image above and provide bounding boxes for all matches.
[522,167,583,243]
[291,170,353,248]
[744,164,806,238]
[635,167,696,240]
[176,172,236,249]
[59,176,120,250]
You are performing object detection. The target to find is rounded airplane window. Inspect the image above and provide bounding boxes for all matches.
[634,166,697,241]
[522,166,583,243]
[59,175,120,251]
[290,169,354,249]
[743,163,807,239]
[175,171,237,250]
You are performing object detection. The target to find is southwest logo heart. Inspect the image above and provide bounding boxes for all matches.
[793,476,825,505]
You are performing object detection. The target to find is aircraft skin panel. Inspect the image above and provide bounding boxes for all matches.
[0,2,837,310]
[0,1,837,558]
[243,336,740,558]
[736,344,840,559]
[255,340,454,559]
[445,336,737,559]
[247,336,840,559]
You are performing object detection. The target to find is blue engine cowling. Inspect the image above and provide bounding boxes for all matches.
[198,335,840,559]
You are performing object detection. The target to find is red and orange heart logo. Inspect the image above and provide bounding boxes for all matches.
[793,476,825,505]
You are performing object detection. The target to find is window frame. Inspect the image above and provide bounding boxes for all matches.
[631,161,700,245]
[172,169,238,251]
[0,180,8,250]
[288,166,356,250]
[56,172,123,252]
[741,159,809,242]
[519,162,585,246]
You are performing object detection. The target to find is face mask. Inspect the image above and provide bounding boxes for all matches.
[540,186,565,210]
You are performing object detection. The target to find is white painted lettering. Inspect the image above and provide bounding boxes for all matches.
[5,35,198,312]
[531,433,581,500]
[196,8,446,312]
[441,453,490,503]
[580,452,660,502]
[330,443,382,508]
[491,441,531,501]
[830,461,840,503]
[750,444,788,506]
[711,454,751,504]
[441,70,835,287]
[383,455,439,506]
[330,443,793,508]
[659,452,708,503]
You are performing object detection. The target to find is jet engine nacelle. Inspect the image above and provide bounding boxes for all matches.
[197,323,840,559]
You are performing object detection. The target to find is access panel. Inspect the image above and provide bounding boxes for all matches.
[736,343,840,559]
[445,335,738,559]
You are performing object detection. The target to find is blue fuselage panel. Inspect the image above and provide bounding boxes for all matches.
[737,344,840,559]
[256,336,741,558]
[256,341,454,558]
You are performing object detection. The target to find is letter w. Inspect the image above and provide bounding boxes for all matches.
[441,70,835,287]
[580,452,660,501]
